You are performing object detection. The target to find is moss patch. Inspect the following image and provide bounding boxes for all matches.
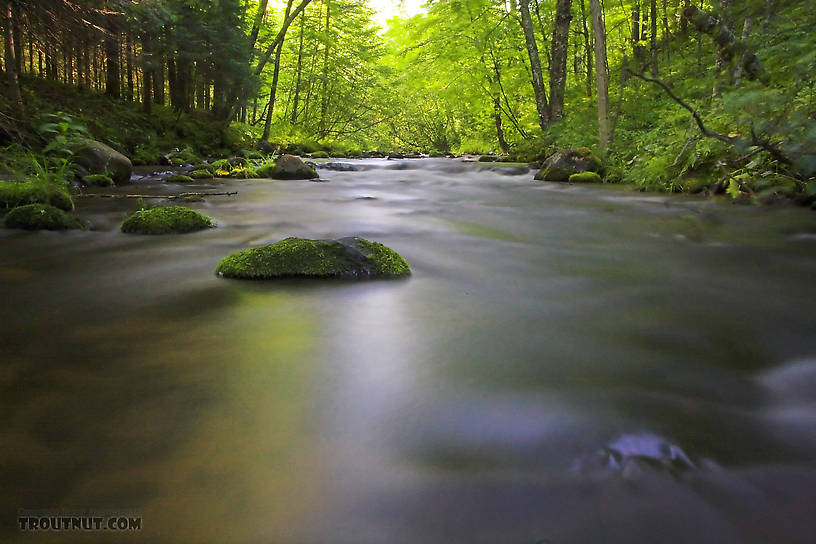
[254,162,276,178]
[121,205,214,234]
[310,151,329,158]
[189,169,214,179]
[569,172,603,183]
[82,174,115,187]
[0,180,74,211]
[4,203,86,230]
[216,237,411,280]
[165,174,195,183]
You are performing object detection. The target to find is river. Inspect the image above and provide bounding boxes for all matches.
[2,158,816,543]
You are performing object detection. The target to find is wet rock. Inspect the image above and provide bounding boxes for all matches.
[268,154,318,180]
[165,174,195,183]
[535,147,604,182]
[81,174,115,187]
[316,162,360,172]
[215,237,411,280]
[575,432,696,477]
[70,138,133,184]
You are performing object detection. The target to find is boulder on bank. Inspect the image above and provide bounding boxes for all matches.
[215,237,411,280]
[70,138,133,184]
[121,205,214,234]
[534,148,603,182]
[268,154,318,180]
[4,203,86,230]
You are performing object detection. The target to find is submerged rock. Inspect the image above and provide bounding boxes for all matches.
[535,148,603,182]
[70,138,133,184]
[189,169,214,180]
[268,154,319,180]
[317,162,360,172]
[575,432,697,477]
[215,237,411,280]
[4,203,86,230]
[121,205,214,234]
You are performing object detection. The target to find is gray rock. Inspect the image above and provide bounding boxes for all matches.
[70,138,133,184]
[269,154,319,180]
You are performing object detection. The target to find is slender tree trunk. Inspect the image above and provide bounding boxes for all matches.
[262,0,294,141]
[579,0,592,97]
[680,0,690,33]
[662,0,670,61]
[106,29,121,97]
[290,11,305,125]
[248,0,270,54]
[589,0,609,149]
[734,17,751,88]
[518,0,550,131]
[2,0,23,117]
[10,2,21,74]
[549,0,572,122]
[65,41,73,85]
[711,0,732,97]
[318,0,330,139]
[126,37,134,100]
[763,0,774,33]
[650,0,658,76]
[494,95,508,153]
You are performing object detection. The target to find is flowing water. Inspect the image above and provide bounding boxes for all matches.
[2,158,816,543]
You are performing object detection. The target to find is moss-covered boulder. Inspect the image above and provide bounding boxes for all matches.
[254,162,277,178]
[569,172,603,183]
[310,151,329,159]
[82,174,115,187]
[4,203,86,230]
[215,237,411,280]
[189,169,213,180]
[165,174,195,183]
[268,154,318,180]
[534,148,604,181]
[0,180,74,211]
[70,138,133,184]
[121,205,214,234]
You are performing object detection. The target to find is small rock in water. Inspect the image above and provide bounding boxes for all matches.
[269,154,319,179]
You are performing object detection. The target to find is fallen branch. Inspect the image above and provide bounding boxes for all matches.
[625,69,793,167]
[75,191,238,199]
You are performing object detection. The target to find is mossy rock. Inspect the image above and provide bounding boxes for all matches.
[535,148,604,181]
[82,174,115,187]
[165,174,195,183]
[4,203,86,230]
[121,205,214,235]
[268,154,318,180]
[215,237,411,280]
[70,138,133,184]
[189,169,214,180]
[0,180,74,211]
[224,166,258,179]
[478,155,499,162]
[569,172,603,183]
[310,151,329,159]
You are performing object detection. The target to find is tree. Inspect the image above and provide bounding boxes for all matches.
[589,0,609,149]
[518,0,550,131]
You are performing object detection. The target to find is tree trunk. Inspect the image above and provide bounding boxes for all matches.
[290,11,305,125]
[248,0,270,54]
[494,95,509,153]
[650,0,658,76]
[548,0,572,122]
[318,0,331,139]
[711,0,732,96]
[262,0,294,141]
[105,30,121,97]
[126,38,134,100]
[734,17,751,88]
[518,0,550,131]
[579,0,592,98]
[589,0,609,149]
[1,0,23,118]
[662,0,670,61]
[10,2,21,74]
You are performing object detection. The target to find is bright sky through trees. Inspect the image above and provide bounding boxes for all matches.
[368,0,426,29]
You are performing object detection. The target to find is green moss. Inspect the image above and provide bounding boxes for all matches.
[254,162,276,178]
[215,237,411,279]
[569,172,603,183]
[224,166,258,179]
[82,174,115,187]
[165,174,195,183]
[0,180,74,211]
[121,205,214,234]
[210,159,229,170]
[355,238,411,276]
[189,169,214,179]
[310,151,329,158]
[4,203,86,230]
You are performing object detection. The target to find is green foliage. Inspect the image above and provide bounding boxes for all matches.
[4,203,86,231]
[38,112,90,156]
[121,205,214,235]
